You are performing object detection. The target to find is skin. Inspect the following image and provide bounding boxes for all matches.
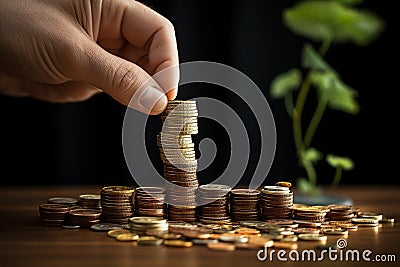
[0,0,179,114]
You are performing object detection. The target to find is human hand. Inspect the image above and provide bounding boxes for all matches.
[0,0,179,114]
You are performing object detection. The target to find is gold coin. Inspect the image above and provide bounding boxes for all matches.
[163,240,193,247]
[116,233,139,241]
[275,181,292,188]
[107,229,131,238]
[137,236,163,246]
[323,229,349,235]
[207,243,236,252]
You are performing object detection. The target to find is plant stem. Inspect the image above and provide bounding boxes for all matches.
[292,74,311,154]
[284,93,294,118]
[304,98,328,148]
[292,40,331,190]
[331,167,343,188]
[303,160,317,187]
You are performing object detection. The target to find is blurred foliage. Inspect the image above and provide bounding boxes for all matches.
[270,0,385,195]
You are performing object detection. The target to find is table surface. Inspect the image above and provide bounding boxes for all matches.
[0,185,399,267]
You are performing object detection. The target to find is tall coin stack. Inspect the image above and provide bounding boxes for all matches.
[158,100,199,222]
[261,186,293,220]
[134,187,167,218]
[198,184,231,224]
[230,189,261,222]
[100,186,135,224]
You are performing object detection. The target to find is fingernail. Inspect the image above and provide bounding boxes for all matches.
[139,86,167,113]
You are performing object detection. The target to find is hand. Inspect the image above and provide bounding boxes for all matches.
[0,0,179,114]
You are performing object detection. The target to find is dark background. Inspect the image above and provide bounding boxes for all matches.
[0,0,397,186]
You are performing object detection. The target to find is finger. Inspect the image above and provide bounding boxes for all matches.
[101,0,179,100]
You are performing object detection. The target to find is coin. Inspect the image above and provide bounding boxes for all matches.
[323,229,349,235]
[90,223,122,232]
[351,218,379,224]
[107,229,131,238]
[116,233,139,241]
[62,225,80,229]
[163,240,193,247]
[275,181,292,188]
[298,234,327,241]
[207,243,236,252]
[192,239,219,245]
[137,236,163,246]
[48,197,79,205]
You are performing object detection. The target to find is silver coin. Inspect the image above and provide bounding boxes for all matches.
[48,197,79,205]
[62,225,80,229]
[90,223,123,231]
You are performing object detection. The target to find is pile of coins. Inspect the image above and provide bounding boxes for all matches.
[292,204,329,222]
[198,184,231,224]
[39,203,70,226]
[68,208,101,227]
[134,187,166,218]
[158,100,199,222]
[100,186,135,224]
[79,194,101,210]
[129,216,169,235]
[326,204,356,221]
[230,189,261,222]
[261,185,293,220]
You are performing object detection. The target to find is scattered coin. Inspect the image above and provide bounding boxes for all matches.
[207,242,236,252]
[323,228,349,235]
[298,234,327,241]
[107,229,131,238]
[62,225,80,229]
[116,233,139,241]
[90,223,122,232]
[137,236,163,246]
[164,240,193,247]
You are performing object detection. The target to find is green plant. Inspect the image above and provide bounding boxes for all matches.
[270,0,385,195]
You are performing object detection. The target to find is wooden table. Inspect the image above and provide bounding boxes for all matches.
[0,185,399,267]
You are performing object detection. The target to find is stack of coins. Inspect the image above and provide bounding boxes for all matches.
[129,216,169,235]
[39,203,70,226]
[134,187,166,218]
[68,208,101,227]
[100,186,135,224]
[261,186,293,220]
[292,204,329,222]
[47,197,79,207]
[158,100,199,222]
[230,189,261,222]
[198,184,231,224]
[326,204,355,221]
[79,194,101,210]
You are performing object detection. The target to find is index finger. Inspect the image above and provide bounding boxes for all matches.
[117,0,179,100]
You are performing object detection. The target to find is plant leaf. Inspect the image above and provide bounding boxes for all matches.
[310,70,360,114]
[283,1,385,45]
[326,154,355,170]
[302,43,334,72]
[270,68,302,99]
[296,177,320,195]
[303,147,323,164]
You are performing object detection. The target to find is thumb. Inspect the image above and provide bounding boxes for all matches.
[72,42,167,115]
